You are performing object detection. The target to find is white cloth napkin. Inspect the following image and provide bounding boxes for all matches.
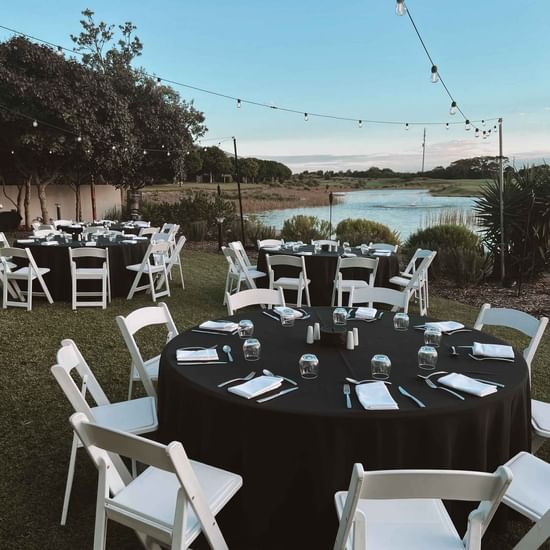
[372,250,391,256]
[437,373,498,397]
[355,382,399,410]
[228,375,282,399]
[41,241,59,246]
[134,235,148,240]
[121,240,138,244]
[199,320,239,333]
[425,321,464,333]
[298,251,312,255]
[341,253,357,257]
[17,239,34,244]
[354,307,378,320]
[176,348,219,362]
[472,342,514,359]
[273,306,303,319]
[85,241,97,247]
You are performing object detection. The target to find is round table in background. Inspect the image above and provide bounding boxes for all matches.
[256,245,400,305]
[14,235,149,301]
[157,308,531,550]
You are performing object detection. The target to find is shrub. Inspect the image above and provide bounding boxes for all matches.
[225,215,278,247]
[280,215,330,242]
[404,224,487,285]
[335,218,400,246]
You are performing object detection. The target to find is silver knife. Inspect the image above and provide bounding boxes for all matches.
[257,387,299,403]
[262,310,279,321]
[398,385,426,408]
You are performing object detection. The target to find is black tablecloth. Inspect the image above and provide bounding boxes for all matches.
[14,235,148,301]
[256,245,400,306]
[157,308,531,549]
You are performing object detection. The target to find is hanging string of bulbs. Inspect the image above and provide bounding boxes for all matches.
[0,19,500,138]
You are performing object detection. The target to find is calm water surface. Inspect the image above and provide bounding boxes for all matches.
[256,189,477,240]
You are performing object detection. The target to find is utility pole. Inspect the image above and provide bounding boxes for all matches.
[421,128,426,173]
[232,137,246,244]
[498,118,505,284]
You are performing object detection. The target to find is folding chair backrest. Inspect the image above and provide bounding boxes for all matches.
[348,286,409,312]
[337,256,379,283]
[0,246,27,261]
[231,244,259,289]
[167,235,186,265]
[226,288,285,315]
[369,242,398,252]
[229,241,252,267]
[404,251,436,290]
[474,304,548,369]
[51,339,110,419]
[403,248,433,275]
[266,253,306,271]
[69,247,108,261]
[138,227,160,237]
[257,239,284,249]
[222,246,240,275]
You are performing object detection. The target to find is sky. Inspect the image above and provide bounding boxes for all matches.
[1,1,549,172]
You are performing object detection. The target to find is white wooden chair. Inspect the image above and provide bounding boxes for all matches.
[502,452,550,550]
[334,463,512,550]
[226,287,285,315]
[390,249,436,311]
[154,235,186,289]
[0,231,10,248]
[474,303,549,452]
[69,247,111,310]
[332,257,379,307]
[348,286,409,313]
[138,226,160,237]
[266,253,311,307]
[69,412,242,550]
[0,247,53,310]
[116,302,179,399]
[51,339,158,526]
[159,223,180,254]
[257,238,284,249]
[224,245,266,297]
[126,240,171,301]
[368,242,398,253]
[229,240,258,270]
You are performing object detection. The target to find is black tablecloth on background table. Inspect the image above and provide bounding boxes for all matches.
[15,235,148,301]
[256,245,400,306]
[157,308,531,549]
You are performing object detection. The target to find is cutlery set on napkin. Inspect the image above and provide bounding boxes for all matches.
[223,373,299,403]
[192,320,239,335]
[176,347,229,365]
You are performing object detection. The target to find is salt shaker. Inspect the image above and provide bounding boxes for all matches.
[353,327,359,347]
[313,322,321,341]
[306,325,314,344]
[346,331,354,350]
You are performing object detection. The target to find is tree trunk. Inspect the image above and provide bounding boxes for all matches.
[24,176,31,229]
[16,185,24,217]
[74,185,82,221]
[36,178,50,223]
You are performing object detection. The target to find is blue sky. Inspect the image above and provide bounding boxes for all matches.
[2,1,549,171]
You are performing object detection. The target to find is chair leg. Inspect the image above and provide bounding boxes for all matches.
[126,272,140,300]
[296,286,303,308]
[304,282,311,307]
[532,433,546,454]
[60,433,79,525]
[177,259,184,288]
[128,367,135,400]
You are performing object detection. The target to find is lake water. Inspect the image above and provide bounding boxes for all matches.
[256,189,477,240]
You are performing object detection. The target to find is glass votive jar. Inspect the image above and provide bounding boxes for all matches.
[424,327,442,347]
[280,310,295,328]
[243,338,261,361]
[299,353,319,379]
[238,319,254,339]
[393,312,409,331]
[371,354,392,380]
[418,345,438,370]
[333,307,348,327]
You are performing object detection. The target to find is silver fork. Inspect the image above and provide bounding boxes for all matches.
[345,377,392,385]
[343,383,352,408]
[417,374,465,400]
[468,353,514,363]
[217,371,256,388]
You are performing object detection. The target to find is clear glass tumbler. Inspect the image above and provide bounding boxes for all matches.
[238,319,254,339]
[280,310,295,328]
[299,353,319,379]
[424,327,442,347]
[371,354,392,379]
[243,338,261,361]
[393,312,409,331]
[418,345,438,370]
[333,307,348,327]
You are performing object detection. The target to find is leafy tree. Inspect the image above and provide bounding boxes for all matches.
[237,158,259,183]
[201,146,231,182]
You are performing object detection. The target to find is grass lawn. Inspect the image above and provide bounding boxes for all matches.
[0,248,548,549]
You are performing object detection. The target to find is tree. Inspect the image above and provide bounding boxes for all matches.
[201,146,231,183]
[235,157,259,183]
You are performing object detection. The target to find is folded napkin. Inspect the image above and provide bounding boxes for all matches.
[41,241,59,246]
[298,251,312,255]
[176,348,219,362]
[372,250,391,256]
[472,342,514,359]
[85,241,97,247]
[121,240,138,244]
[355,382,398,410]
[16,239,34,244]
[425,321,464,333]
[437,373,498,397]
[341,252,357,257]
[273,306,303,319]
[228,375,282,399]
[354,307,378,320]
[134,236,148,240]
[199,320,239,333]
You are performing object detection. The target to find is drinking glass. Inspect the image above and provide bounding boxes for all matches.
[238,319,254,339]
[343,242,351,253]
[292,244,300,252]
[299,353,319,379]
[393,312,409,331]
[418,346,438,370]
[424,327,442,347]
[243,338,261,361]
[333,307,348,327]
[313,242,321,254]
[280,310,295,328]
[371,354,391,380]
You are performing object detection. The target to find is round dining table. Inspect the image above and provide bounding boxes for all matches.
[157,308,531,549]
[14,234,149,301]
[255,245,400,306]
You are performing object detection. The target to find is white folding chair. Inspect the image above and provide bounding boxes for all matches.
[257,238,284,249]
[474,304,549,452]
[229,240,258,270]
[51,339,158,526]
[0,231,10,248]
[116,302,179,399]
[225,245,266,294]
[368,242,398,253]
[126,240,171,301]
[502,451,550,550]
[226,287,285,315]
[266,253,311,307]
[348,286,409,313]
[138,226,160,237]
[69,247,111,310]
[332,257,379,307]
[334,463,512,550]
[0,247,53,310]
[154,235,186,289]
[69,412,242,550]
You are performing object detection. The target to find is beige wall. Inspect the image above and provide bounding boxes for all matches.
[0,184,123,223]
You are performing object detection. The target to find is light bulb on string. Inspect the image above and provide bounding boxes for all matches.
[143,149,147,155]
[449,101,457,116]
[482,131,487,139]
[157,77,161,84]
[465,119,471,131]
[431,65,439,83]
[10,150,15,155]
[56,46,63,56]
[161,144,165,149]
[396,0,406,16]
[76,135,82,142]
[167,151,171,157]
[358,120,363,128]
[493,125,498,131]
[237,99,241,108]
[49,150,53,155]
[32,120,38,128]
[475,128,480,138]
[304,112,309,122]
[445,123,449,130]
[112,145,116,151]
[405,123,409,130]
[481,119,486,126]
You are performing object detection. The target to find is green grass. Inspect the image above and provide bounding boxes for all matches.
[0,248,548,548]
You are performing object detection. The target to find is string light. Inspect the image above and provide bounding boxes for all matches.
[304,112,309,122]
[465,119,471,131]
[76,135,82,142]
[445,123,449,130]
[10,150,15,155]
[237,99,241,108]
[481,119,486,126]
[396,0,406,16]
[431,65,439,84]
[449,101,457,116]
[405,123,409,130]
[143,149,147,155]
[167,151,171,156]
[156,77,161,84]
[56,46,63,56]
[32,120,38,128]
[475,128,480,138]
[482,130,487,139]
[358,120,363,128]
